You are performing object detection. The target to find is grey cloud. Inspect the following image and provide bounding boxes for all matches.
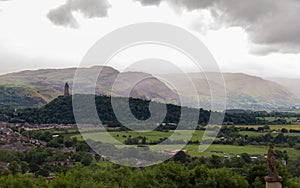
[171,0,218,10]
[137,0,300,54]
[47,4,78,28]
[136,0,217,9]
[71,0,111,18]
[47,0,111,28]
[211,0,300,54]
[135,0,161,6]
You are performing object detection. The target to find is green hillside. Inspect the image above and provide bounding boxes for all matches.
[0,85,48,109]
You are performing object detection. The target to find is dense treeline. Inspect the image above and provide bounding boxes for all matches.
[223,112,266,125]
[0,95,208,125]
[252,111,300,118]
[0,163,250,188]
[0,95,286,126]
[2,152,300,188]
[214,126,300,149]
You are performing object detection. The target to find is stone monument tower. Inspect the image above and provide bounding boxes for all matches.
[64,82,70,96]
[265,143,282,188]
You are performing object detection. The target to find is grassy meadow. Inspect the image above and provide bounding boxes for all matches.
[65,128,300,159]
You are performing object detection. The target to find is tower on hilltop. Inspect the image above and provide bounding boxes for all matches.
[64,82,70,96]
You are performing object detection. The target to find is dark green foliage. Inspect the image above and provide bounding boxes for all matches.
[8,161,20,176]
[246,164,266,186]
[173,151,189,163]
[0,175,41,188]
[0,149,299,188]
[0,150,21,163]
[287,157,300,177]
[95,154,101,162]
[28,163,40,173]
[210,168,249,188]
[1,95,299,127]
[46,136,64,148]
[24,149,48,165]
[21,130,52,142]
[80,153,93,166]
[0,162,252,188]
[20,162,28,174]
[223,111,267,125]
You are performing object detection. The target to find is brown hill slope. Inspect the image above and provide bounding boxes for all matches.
[0,66,178,109]
[0,67,298,109]
[161,72,299,109]
[268,78,300,100]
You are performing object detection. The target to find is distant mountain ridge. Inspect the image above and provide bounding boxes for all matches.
[159,72,299,109]
[0,66,178,109]
[0,66,298,110]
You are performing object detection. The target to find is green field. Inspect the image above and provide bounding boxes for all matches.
[163,144,300,159]
[239,131,300,137]
[72,130,207,144]
[257,117,298,122]
[68,129,300,159]
[236,124,300,130]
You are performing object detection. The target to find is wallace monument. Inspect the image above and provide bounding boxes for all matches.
[64,82,70,96]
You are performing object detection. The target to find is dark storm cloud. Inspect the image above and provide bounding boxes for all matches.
[137,0,300,54]
[47,0,111,28]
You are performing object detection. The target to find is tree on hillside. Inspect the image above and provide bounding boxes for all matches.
[20,161,28,174]
[8,161,20,176]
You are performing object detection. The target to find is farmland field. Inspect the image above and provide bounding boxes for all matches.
[257,117,298,122]
[236,124,300,130]
[239,131,300,137]
[72,130,207,144]
[69,129,300,159]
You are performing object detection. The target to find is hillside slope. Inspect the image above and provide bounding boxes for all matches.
[0,66,178,109]
[268,78,300,101]
[0,67,298,109]
[161,72,299,109]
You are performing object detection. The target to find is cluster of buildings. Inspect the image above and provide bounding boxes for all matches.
[22,123,75,131]
[0,122,76,152]
[0,121,77,175]
[0,125,46,151]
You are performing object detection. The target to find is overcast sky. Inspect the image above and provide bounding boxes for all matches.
[0,0,300,78]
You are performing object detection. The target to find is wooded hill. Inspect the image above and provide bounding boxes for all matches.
[0,95,267,126]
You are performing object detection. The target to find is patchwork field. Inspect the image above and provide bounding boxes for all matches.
[257,117,298,122]
[239,131,300,137]
[68,129,300,159]
[72,130,206,144]
[236,124,300,130]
